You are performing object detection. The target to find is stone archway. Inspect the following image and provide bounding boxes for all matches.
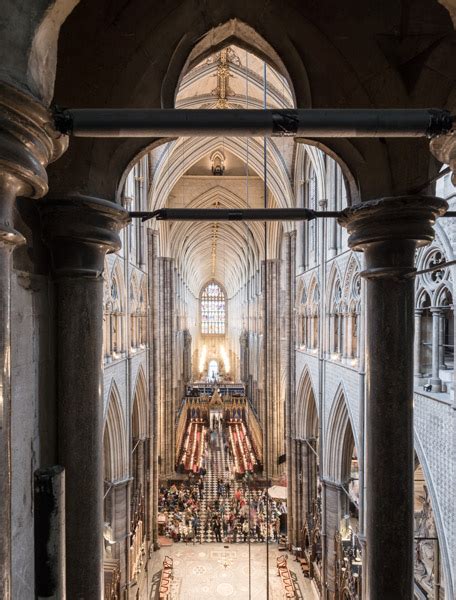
[294,369,319,551]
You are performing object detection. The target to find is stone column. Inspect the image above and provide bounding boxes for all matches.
[0,83,67,598]
[414,309,423,380]
[438,311,446,369]
[285,232,297,545]
[349,313,356,359]
[157,258,176,476]
[338,196,446,600]
[301,441,310,540]
[430,308,443,392]
[147,229,159,548]
[262,259,282,479]
[41,196,129,599]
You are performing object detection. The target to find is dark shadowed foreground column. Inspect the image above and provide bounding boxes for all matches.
[0,82,67,598]
[34,466,65,599]
[339,196,446,600]
[41,196,129,599]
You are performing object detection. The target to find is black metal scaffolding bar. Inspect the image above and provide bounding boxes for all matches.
[130,207,456,222]
[129,208,342,222]
[54,108,454,138]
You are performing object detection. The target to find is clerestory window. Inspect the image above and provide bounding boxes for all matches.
[200,281,226,335]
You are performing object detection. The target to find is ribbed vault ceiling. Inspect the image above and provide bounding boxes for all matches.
[151,45,294,298]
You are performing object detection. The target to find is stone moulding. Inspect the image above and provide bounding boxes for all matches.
[0,81,68,200]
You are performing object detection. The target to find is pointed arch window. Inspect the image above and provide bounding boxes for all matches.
[200,281,226,334]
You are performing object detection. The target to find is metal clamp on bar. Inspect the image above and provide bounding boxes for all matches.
[129,208,343,222]
[53,107,455,139]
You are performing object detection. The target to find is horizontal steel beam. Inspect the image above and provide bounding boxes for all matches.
[54,108,454,138]
[131,207,455,223]
[130,208,341,221]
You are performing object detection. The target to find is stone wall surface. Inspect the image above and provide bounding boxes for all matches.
[415,392,456,596]
[11,272,54,598]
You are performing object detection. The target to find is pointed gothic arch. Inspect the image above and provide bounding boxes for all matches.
[325,386,358,484]
[103,382,128,482]
[131,366,149,440]
[296,368,319,440]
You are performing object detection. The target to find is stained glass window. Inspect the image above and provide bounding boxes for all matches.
[201,282,226,334]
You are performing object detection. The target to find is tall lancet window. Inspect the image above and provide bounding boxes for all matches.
[201,281,226,335]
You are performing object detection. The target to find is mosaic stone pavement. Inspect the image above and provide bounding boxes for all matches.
[149,543,318,599]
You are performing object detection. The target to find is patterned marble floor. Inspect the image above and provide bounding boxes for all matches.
[148,543,318,600]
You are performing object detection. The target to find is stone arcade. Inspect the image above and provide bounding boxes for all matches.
[1,2,456,599]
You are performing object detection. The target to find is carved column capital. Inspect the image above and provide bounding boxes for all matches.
[0,82,68,247]
[40,195,130,278]
[430,132,456,185]
[338,196,447,279]
[338,196,447,250]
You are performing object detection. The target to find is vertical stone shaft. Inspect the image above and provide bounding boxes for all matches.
[157,257,176,475]
[431,309,442,391]
[0,82,67,598]
[34,466,66,599]
[58,276,104,597]
[263,259,281,478]
[285,232,296,545]
[414,309,423,378]
[41,196,128,600]
[364,240,415,599]
[438,312,446,369]
[148,230,159,546]
[339,196,446,600]
[0,185,24,598]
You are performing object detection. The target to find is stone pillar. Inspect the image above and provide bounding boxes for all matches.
[301,442,310,540]
[438,311,446,369]
[0,82,67,598]
[430,308,443,392]
[346,312,355,358]
[135,439,145,506]
[338,196,446,600]
[262,259,282,479]
[157,258,176,476]
[147,229,159,548]
[414,309,423,380]
[330,314,336,355]
[41,196,129,599]
[285,232,297,545]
